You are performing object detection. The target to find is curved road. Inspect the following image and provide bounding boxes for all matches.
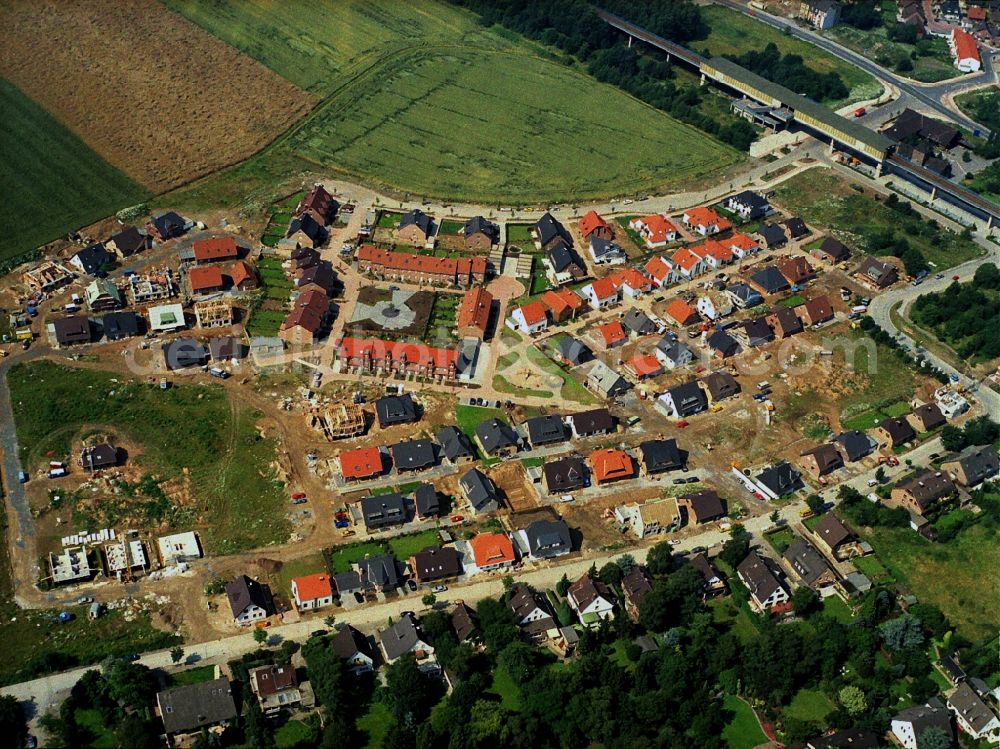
[714,0,995,135]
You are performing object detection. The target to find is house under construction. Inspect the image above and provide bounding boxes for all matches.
[128,267,177,305]
[194,298,234,328]
[102,532,150,582]
[308,402,367,440]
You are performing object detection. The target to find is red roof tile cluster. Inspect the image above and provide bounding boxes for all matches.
[542,287,584,316]
[589,448,635,483]
[952,28,980,62]
[728,233,758,254]
[193,237,239,262]
[589,276,620,301]
[614,268,653,292]
[683,206,725,229]
[699,239,734,264]
[671,246,703,273]
[337,337,458,370]
[338,446,383,479]
[578,210,610,238]
[597,321,627,347]
[188,265,223,291]
[457,286,493,333]
[357,244,486,281]
[634,214,677,244]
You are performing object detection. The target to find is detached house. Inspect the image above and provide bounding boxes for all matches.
[727,232,759,258]
[460,468,500,515]
[811,513,858,560]
[588,448,636,485]
[782,536,838,592]
[70,243,111,276]
[469,532,516,572]
[683,206,728,236]
[580,276,622,310]
[542,287,585,322]
[586,360,630,399]
[799,443,844,479]
[638,439,683,476]
[671,246,706,279]
[891,471,955,516]
[941,444,999,487]
[226,575,274,626]
[837,430,875,462]
[756,223,787,250]
[193,237,239,264]
[331,626,376,675]
[724,190,770,220]
[855,256,898,288]
[799,295,834,326]
[378,614,434,665]
[621,567,652,622]
[645,255,677,287]
[707,329,741,359]
[630,214,678,248]
[813,237,851,263]
[509,584,556,641]
[726,282,763,309]
[519,519,572,560]
[409,546,462,584]
[475,418,520,457]
[542,456,588,494]
[947,683,1000,743]
[578,210,613,240]
[524,415,568,448]
[567,408,615,438]
[655,338,693,370]
[437,427,476,465]
[737,550,789,611]
[594,320,628,350]
[339,446,385,481]
[553,335,592,365]
[545,242,587,285]
[532,212,573,251]
[665,298,699,327]
[875,416,916,449]
[567,573,616,627]
[106,226,147,258]
[767,307,802,339]
[891,703,954,749]
[360,493,409,531]
[588,236,627,266]
[678,490,726,524]
[755,461,803,499]
[463,216,499,250]
[148,210,188,242]
[749,265,790,296]
[509,300,548,335]
[616,498,680,538]
[907,402,946,433]
[157,679,236,742]
[291,573,333,611]
[701,370,740,402]
[375,393,418,428]
[397,209,435,245]
[777,255,815,286]
[622,309,658,337]
[657,380,708,419]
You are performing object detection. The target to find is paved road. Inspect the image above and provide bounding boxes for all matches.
[713,0,994,135]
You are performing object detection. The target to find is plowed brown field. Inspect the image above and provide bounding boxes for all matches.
[0,0,314,192]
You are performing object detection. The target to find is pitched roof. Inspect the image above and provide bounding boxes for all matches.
[911,402,946,431]
[360,493,408,529]
[707,329,740,357]
[53,316,91,345]
[589,275,620,300]
[555,335,592,365]
[620,567,652,607]
[72,243,111,274]
[281,289,328,334]
[293,573,332,601]
[589,448,635,482]
[948,682,995,734]
[636,214,677,243]
[756,461,803,496]
[225,575,273,618]
[777,255,814,284]
[436,426,476,462]
[639,439,683,472]
[627,352,663,378]
[813,513,852,549]
[378,614,425,661]
[356,554,400,589]
[229,261,255,288]
[157,678,236,735]
[193,237,238,263]
[671,246,703,272]
[749,265,790,294]
[757,223,787,246]
[509,583,553,621]
[597,320,627,346]
[895,470,955,509]
[517,300,548,326]
[944,444,1000,484]
[802,294,833,323]
[837,430,874,461]
[568,573,614,611]
[645,255,673,282]
[818,236,850,261]
[460,468,498,510]
[356,244,487,279]
[524,415,567,446]
[330,625,374,661]
[410,546,462,580]
[188,265,224,291]
[463,216,498,241]
[684,205,723,227]
[568,408,614,434]
[542,456,588,492]
[469,532,515,568]
[413,483,439,517]
[665,298,698,325]
[475,418,519,454]
[542,287,584,316]
[108,226,146,254]
[589,235,625,259]
[534,212,572,247]
[101,311,142,340]
[338,446,384,479]
[375,393,417,426]
[390,439,437,470]
[587,360,628,395]
[737,551,785,602]
[338,337,458,373]
[578,210,609,238]
[784,217,809,239]
[701,370,740,400]
[878,416,915,444]
[952,27,980,62]
[523,519,571,557]
[399,208,433,235]
[681,490,726,523]
[800,443,844,474]
[783,536,834,586]
[622,308,657,335]
[728,233,758,253]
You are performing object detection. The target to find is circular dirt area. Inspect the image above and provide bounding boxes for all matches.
[487,275,526,302]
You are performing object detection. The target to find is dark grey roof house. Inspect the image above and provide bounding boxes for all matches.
[533,212,572,250]
[436,426,476,463]
[375,393,418,428]
[460,468,499,514]
[622,308,658,336]
[53,316,92,346]
[390,439,437,472]
[638,439,683,474]
[163,338,209,370]
[756,223,787,249]
[554,336,592,365]
[542,456,588,494]
[567,408,615,437]
[413,483,440,519]
[524,415,567,447]
[701,370,741,401]
[356,554,401,591]
[360,493,409,530]
[658,381,708,418]
[157,678,237,737]
[942,444,999,487]
[756,461,803,497]
[749,265,790,294]
[707,329,741,358]
[463,216,499,245]
[399,209,434,237]
[837,430,875,462]
[225,575,275,622]
[523,519,571,559]
[725,190,770,220]
[101,311,142,340]
[378,614,431,663]
[726,282,763,308]
[475,418,520,456]
[71,243,111,275]
[80,443,119,471]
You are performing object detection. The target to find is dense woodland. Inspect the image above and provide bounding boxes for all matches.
[912,262,1000,361]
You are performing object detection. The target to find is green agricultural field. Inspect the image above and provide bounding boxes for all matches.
[772,170,981,271]
[163,0,740,211]
[7,361,289,553]
[0,79,148,265]
[696,6,880,106]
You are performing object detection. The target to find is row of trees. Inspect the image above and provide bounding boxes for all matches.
[723,43,849,103]
[912,262,1000,361]
[449,0,758,151]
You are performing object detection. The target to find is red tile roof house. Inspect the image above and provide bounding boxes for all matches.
[508,300,549,335]
[356,244,486,287]
[338,446,385,481]
[291,573,334,611]
[541,287,584,322]
[456,286,493,339]
[294,184,337,225]
[665,298,699,327]
[727,232,759,259]
[580,276,622,310]
[188,266,225,295]
[335,337,459,380]
[798,294,834,326]
[611,268,655,298]
[950,27,981,72]
[192,237,239,264]
[229,261,257,291]
[644,256,678,288]
[588,448,636,485]
[624,352,663,380]
[670,246,707,279]
[578,210,613,241]
[682,206,730,236]
[777,255,816,286]
[630,214,678,249]
[469,532,516,572]
[279,289,329,346]
[696,239,735,269]
[594,320,628,350]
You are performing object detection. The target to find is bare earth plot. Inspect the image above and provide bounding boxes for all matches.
[0,0,314,193]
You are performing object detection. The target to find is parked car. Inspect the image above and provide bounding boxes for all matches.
[310,629,328,638]
[292,498,307,505]
[407,580,417,592]
[432,585,448,593]
[291,491,306,500]
[449,515,464,523]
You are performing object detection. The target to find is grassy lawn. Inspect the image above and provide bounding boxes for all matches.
[826,21,955,84]
[527,346,597,404]
[722,694,767,749]
[275,719,320,749]
[273,552,328,600]
[455,404,505,458]
[779,295,806,308]
[709,597,760,645]
[168,664,217,687]
[357,700,392,749]
[487,665,523,711]
[861,523,1000,640]
[162,0,739,211]
[439,219,464,235]
[842,399,909,432]
[785,688,835,723]
[506,224,534,245]
[834,332,927,431]
[772,171,981,271]
[821,596,856,624]
[74,708,117,749]
[387,529,442,560]
[697,6,880,107]
[764,527,795,554]
[0,78,148,265]
[326,541,385,574]
[8,361,290,553]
